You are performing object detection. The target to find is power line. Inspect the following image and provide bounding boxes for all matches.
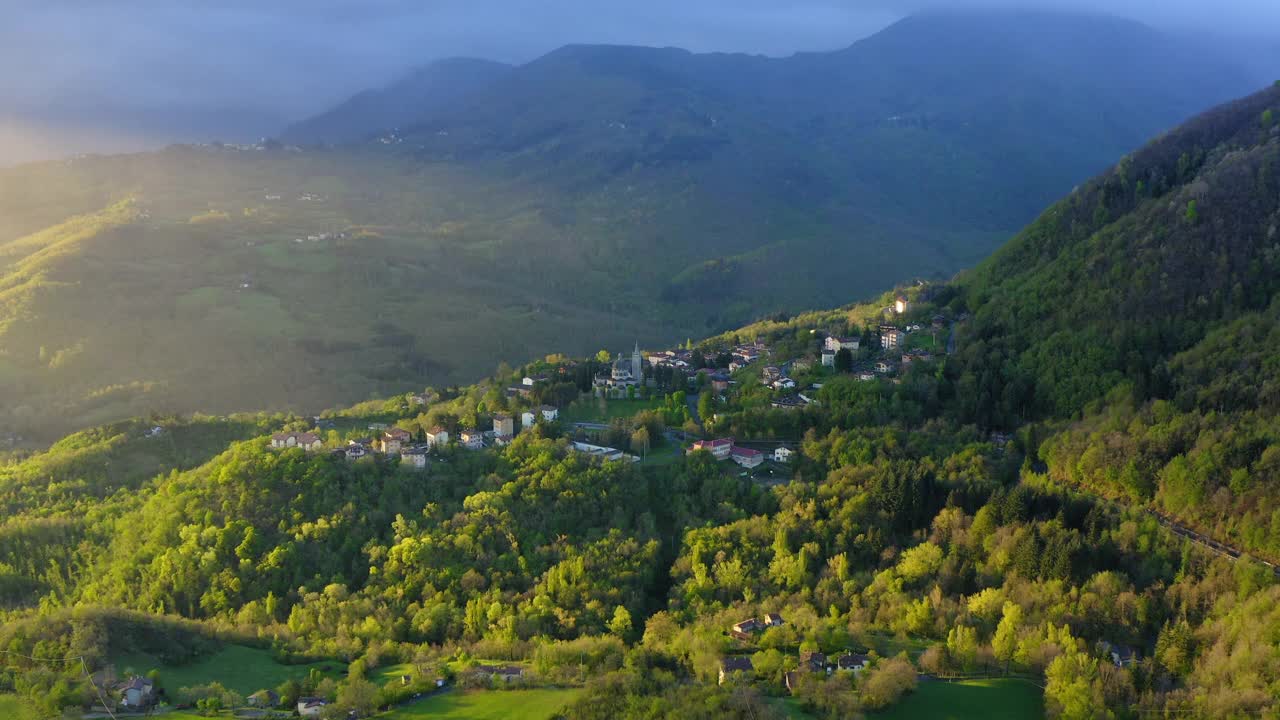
[0,649,117,720]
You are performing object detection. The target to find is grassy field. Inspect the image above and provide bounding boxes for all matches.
[873,678,1043,720]
[561,397,664,424]
[381,688,583,720]
[114,644,343,697]
[0,695,37,720]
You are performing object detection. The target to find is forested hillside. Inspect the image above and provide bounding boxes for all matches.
[0,9,1268,442]
[2,83,1279,720]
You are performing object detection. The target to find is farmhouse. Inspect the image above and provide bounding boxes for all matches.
[270,432,323,452]
[732,618,763,634]
[774,447,794,462]
[836,653,870,673]
[718,657,755,684]
[116,676,154,709]
[380,427,412,454]
[731,446,764,468]
[425,426,449,448]
[688,438,734,461]
[493,414,514,437]
[297,697,328,717]
[824,336,860,352]
[460,430,485,450]
[401,446,428,468]
[800,650,828,673]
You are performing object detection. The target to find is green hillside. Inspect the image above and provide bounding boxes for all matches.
[0,10,1266,443]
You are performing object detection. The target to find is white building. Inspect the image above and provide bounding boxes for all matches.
[774,447,794,463]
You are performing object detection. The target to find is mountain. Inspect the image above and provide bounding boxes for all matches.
[3,83,1280,719]
[0,10,1273,443]
[279,58,513,145]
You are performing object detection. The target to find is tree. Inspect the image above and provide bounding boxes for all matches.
[1184,200,1198,224]
[697,391,714,426]
[333,677,379,717]
[834,348,853,373]
[1045,650,1111,720]
[608,605,633,638]
[992,602,1024,669]
[630,427,651,457]
[946,625,978,671]
[859,655,918,710]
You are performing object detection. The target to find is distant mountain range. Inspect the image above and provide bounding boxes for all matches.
[280,58,513,145]
[0,9,1276,441]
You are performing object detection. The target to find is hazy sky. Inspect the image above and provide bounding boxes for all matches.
[2,0,1277,163]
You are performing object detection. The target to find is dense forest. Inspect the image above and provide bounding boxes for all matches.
[1,81,1279,720]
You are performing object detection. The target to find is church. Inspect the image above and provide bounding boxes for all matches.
[595,343,644,395]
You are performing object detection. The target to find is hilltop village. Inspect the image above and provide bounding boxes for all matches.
[266,288,962,477]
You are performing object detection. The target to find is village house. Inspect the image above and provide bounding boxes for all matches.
[824,336,860,353]
[270,431,323,452]
[297,697,328,717]
[895,294,910,314]
[460,430,485,450]
[761,365,782,383]
[880,325,904,350]
[718,657,755,685]
[521,410,537,428]
[523,374,549,386]
[344,442,370,461]
[248,689,280,707]
[709,372,731,393]
[116,676,154,709]
[571,441,638,463]
[539,405,559,422]
[380,427,412,454]
[731,446,764,468]
[689,438,734,461]
[493,414,514,437]
[875,361,896,374]
[857,371,877,382]
[401,446,428,468]
[772,377,797,390]
[836,653,870,673]
[764,613,785,627]
[800,650,829,674]
[732,618,763,634]
[425,426,449,449]
[774,447,794,463]
[821,349,837,367]
[507,384,533,399]
[1105,643,1139,668]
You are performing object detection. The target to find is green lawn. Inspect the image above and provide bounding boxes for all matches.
[561,397,663,424]
[0,695,37,720]
[767,697,816,719]
[114,644,342,696]
[873,678,1043,720]
[380,688,583,720]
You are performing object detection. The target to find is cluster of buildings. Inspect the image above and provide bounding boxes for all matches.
[717,614,873,689]
[687,437,792,469]
[269,405,562,467]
